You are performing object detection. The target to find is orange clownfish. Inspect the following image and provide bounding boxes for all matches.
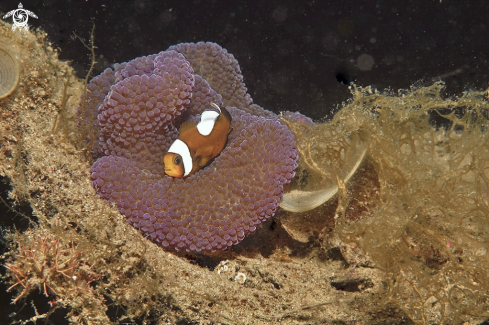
[163,103,232,178]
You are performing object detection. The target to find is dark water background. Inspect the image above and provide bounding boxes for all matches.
[2,0,489,120]
[1,1,489,324]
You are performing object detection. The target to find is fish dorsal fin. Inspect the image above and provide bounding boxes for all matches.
[179,120,198,134]
[220,106,232,124]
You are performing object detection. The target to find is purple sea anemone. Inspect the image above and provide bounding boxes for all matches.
[84,42,298,252]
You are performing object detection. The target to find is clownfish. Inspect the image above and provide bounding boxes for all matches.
[163,103,232,178]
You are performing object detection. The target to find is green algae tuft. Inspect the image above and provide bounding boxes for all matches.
[285,82,489,323]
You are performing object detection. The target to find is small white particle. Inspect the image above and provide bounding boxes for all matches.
[235,272,246,285]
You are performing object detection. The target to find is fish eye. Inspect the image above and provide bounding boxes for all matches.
[174,156,182,165]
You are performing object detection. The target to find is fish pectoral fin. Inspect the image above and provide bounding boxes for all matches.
[179,120,198,133]
[195,146,215,167]
[197,156,211,167]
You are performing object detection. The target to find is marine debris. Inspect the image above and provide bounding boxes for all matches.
[0,40,20,99]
